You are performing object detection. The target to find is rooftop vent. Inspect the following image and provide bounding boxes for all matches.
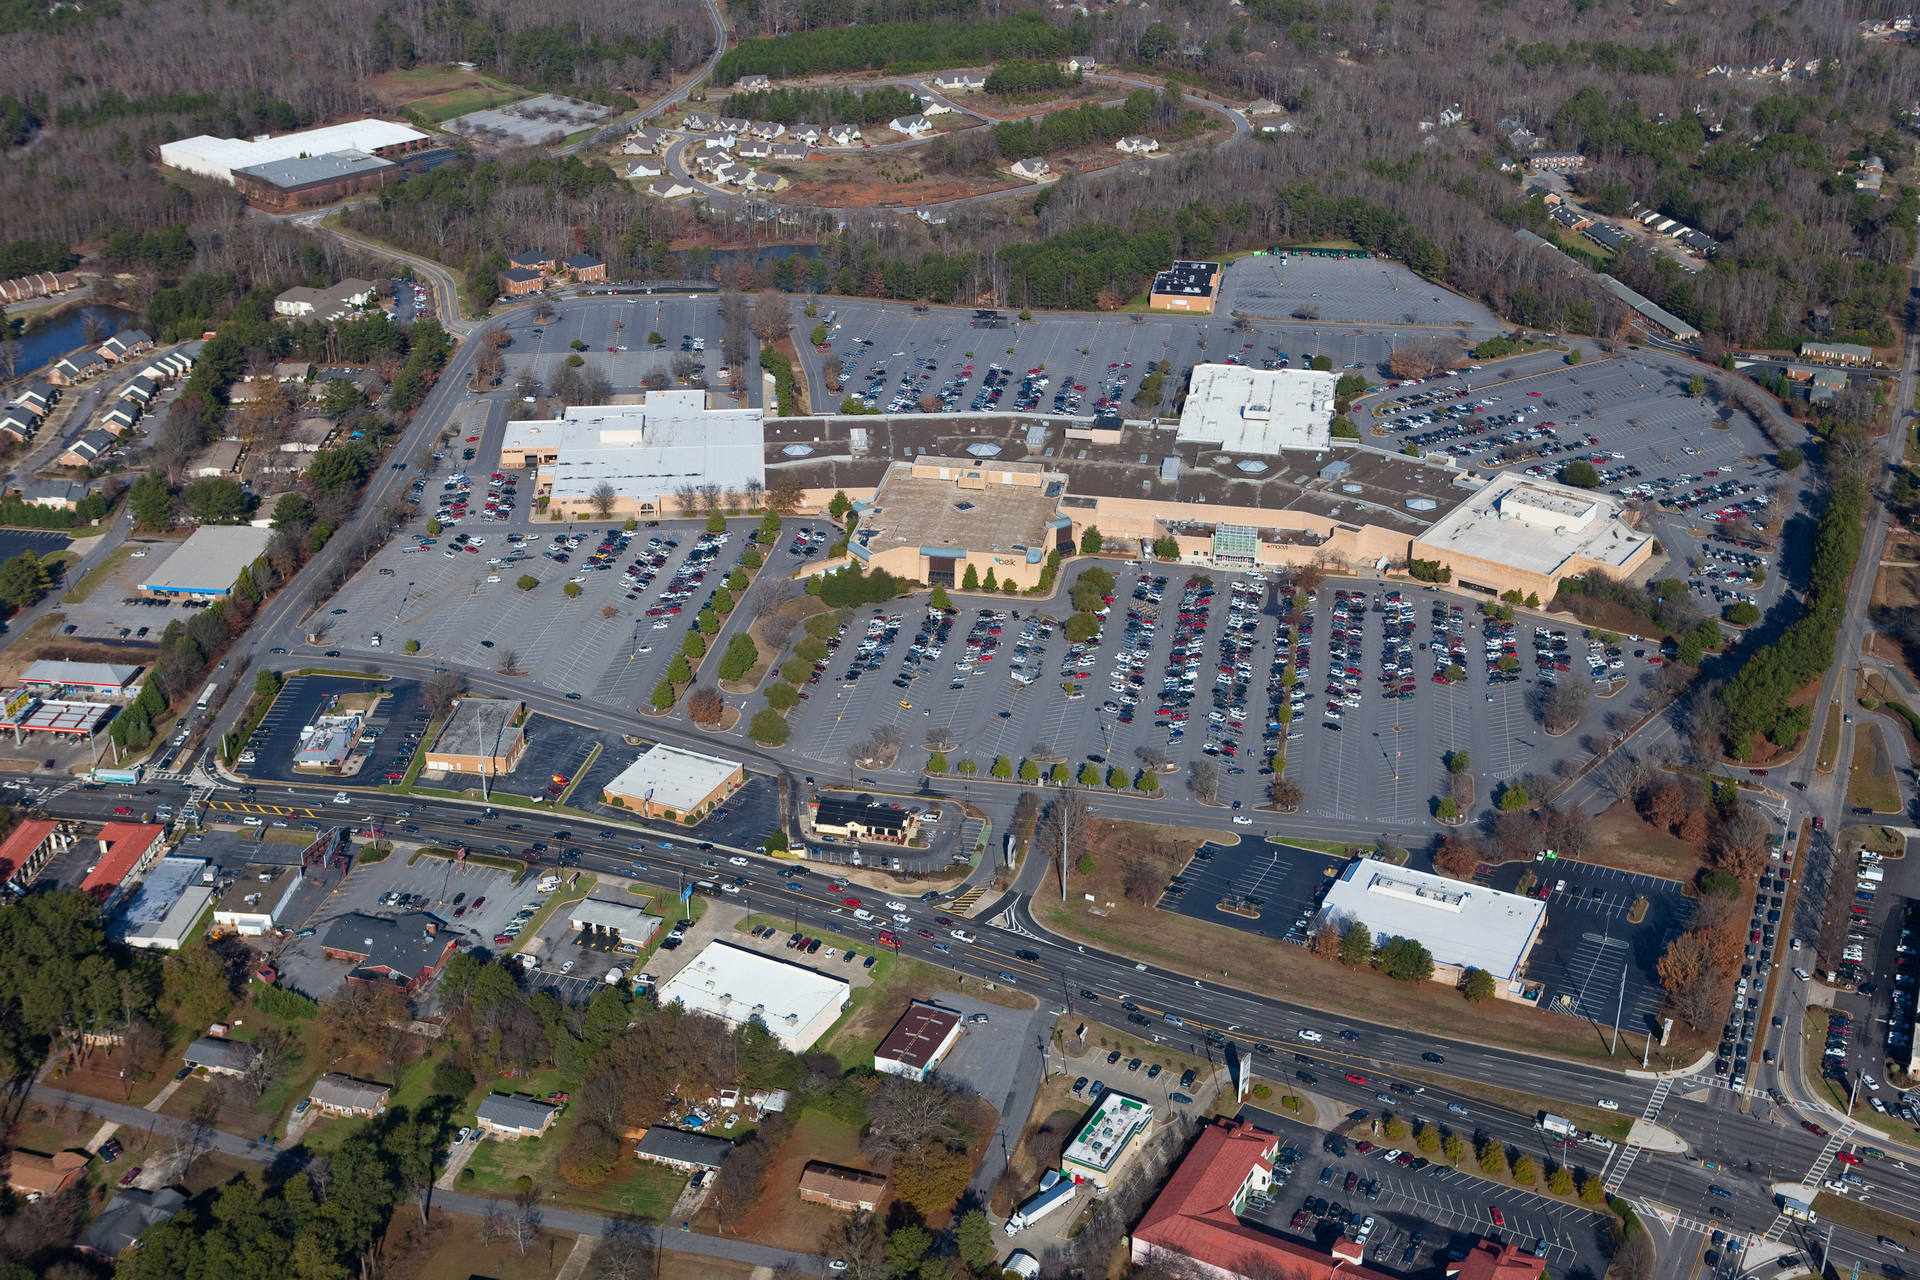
[955,501,976,512]
[1235,460,1267,474]
[965,442,1002,458]
[1406,497,1437,511]
[1342,483,1363,494]
[782,443,813,457]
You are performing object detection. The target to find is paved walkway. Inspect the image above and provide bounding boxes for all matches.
[30,1086,824,1273]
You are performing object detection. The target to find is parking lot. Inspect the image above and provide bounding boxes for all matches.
[1159,839,1333,935]
[1227,1106,1610,1276]
[240,674,425,785]
[777,564,1614,820]
[1356,353,1809,625]
[1216,255,1502,329]
[47,537,203,646]
[1484,861,1693,1031]
[494,297,748,405]
[273,851,524,999]
[788,296,1493,422]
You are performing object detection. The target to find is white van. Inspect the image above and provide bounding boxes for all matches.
[853,908,874,921]
[332,792,350,804]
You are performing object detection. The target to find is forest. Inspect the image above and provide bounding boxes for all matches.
[721,85,923,127]
[714,12,1082,81]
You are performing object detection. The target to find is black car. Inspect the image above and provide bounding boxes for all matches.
[1014,949,1040,961]
[1421,1051,1445,1063]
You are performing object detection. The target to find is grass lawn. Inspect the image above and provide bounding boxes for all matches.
[1040,818,1714,1069]
[720,1107,869,1251]
[459,1107,684,1221]
[386,1209,578,1280]
[1812,1191,1920,1252]
[1849,723,1903,813]
[1579,802,1705,881]
[1819,702,1843,774]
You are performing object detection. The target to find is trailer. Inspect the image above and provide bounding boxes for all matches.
[91,765,143,785]
[1538,1113,1576,1138]
[1006,1173,1075,1236]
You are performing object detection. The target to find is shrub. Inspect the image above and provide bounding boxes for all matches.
[748,708,791,744]
[718,633,760,681]
[765,682,798,710]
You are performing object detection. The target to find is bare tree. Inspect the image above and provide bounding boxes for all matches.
[750,289,791,344]
[1191,759,1221,805]
[423,670,465,720]
[1038,790,1094,903]
[506,1201,542,1255]
[1136,745,1172,771]
[242,1026,297,1098]
[589,480,618,519]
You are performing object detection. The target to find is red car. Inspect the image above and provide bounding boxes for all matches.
[113,806,132,815]
[1836,1151,1864,1166]
[1803,1121,1828,1137]
[1490,1207,1505,1227]
[494,933,512,945]
[842,897,861,907]
[877,931,898,947]
[1346,1072,1368,1085]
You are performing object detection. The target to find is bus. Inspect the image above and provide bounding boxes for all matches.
[196,682,216,710]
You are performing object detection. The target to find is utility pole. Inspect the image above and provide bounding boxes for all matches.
[1612,959,1627,1056]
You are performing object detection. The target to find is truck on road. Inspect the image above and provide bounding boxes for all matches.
[1538,1113,1576,1138]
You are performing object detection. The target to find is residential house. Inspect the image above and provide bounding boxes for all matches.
[712,161,750,185]
[274,360,311,382]
[15,382,56,416]
[1857,169,1885,194]
[192,440,243,477]
[1507,127,1542,152]
[1116,135,1159,155]
[1523,183,1561,206]
[747,171,789,192]
[621,127,665,155]
[564,253,607,283]
[1528,151,1586,172]
[626,158,665,179]
[931,72,984,92]
[78,1187,188,1259]
[476,1093,559,1139]
[0,407,38,442]
[1677,228,1719,256]
[771,142,810,163]
[798,1161,887,1212]
[139,350,195,383]
[122,376,160,406]
[1863,155,1889,174]
[718,116,751,134]
[648,178,696,199]
[633,1126,734,1172]
[100,398,142,433]
[788,123,822,144]
[921,98,956,116]
[1439,103,1464,126]
[23,481,87,510]
[184,1035,258,1077]
[1011,156,1052,180]
[749,120,785,140]
[698,135,736,158]
[682,111,719,132]
[308,1073,391,1117]
[738,74,772,91]
[889,114,932,137]
[1066,55,1097,72]
[501,267,544,297]
[1246,98,1285,116]
[97,329,154,362]
[59,429,117,467]
[1584,223,1628,251]
[735,137,774,160]
[48,350,106,386]
[826,124,861,146]
[1548,205,1591,233]
[4,1149,89,1200]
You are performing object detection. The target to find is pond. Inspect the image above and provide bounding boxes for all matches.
[10,305,135,378]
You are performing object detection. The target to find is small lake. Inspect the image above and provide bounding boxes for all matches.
[11,305,135,378]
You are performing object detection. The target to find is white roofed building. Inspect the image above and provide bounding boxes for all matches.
[1411,472,1654,603]
[656,941,851,1052]
[1176,364,1337,454]
[159,120,430,184]
[497,390,766,521]
[602,743,746,820]
[1315,858,1547,998]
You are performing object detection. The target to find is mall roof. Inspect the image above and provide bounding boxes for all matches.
[1317,857,1546,982]
[602,743,742,811]
[852,457,1065,567]
[138,525,273,595]
[160,119,427,182]
[656,941,850,1052]
[1176,364,1337,453]
[501,392,764,502]
[1416,472,1651,580]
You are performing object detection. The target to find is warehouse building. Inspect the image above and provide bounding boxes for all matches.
[656,941,851,1052]
[497,390,765,520]
[1315,857,1546,999]
[425,698,527,777]
[601,743,745,819]
[1176,364,1337,454]
[1062,1090,1154,1188]
[137,526,273,597]
[1148,260,1222,313]
[873,1001,963,1081]
[1410,473,1654,604]
[232,151,400,210]
[160,120,431,185]
[116,856,213,951]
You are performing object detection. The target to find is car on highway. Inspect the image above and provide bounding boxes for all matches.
[1596,1098,1619,1111]
[1345,1072,1367,1085]
[1422,1051,1445,1063]
[1297,1029,1323,1042]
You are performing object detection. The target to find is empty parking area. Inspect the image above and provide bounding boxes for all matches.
[1357,353,1810,623]
[1216,255,1501,329]
[1487,861,1692,1030]
[1159,840,1333,938]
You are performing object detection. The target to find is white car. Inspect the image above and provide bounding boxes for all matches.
[950,928,975,943]
[560,960,575,974]
[1596,1098,1619,1111]
[729,856,749,866]
[893,913,911,924]
[1296,1029,1323,1042]
[721,883,740,895]
[1231,816,1252,826]
[886,900,908,911]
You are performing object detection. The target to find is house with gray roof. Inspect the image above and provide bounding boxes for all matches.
[78,1187,187,1258]
[183,1036,258,1077]
[633,1126,734,1171]
[475,1092,559,1138]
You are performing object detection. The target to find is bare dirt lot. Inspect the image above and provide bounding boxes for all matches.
[775,150,1018,208]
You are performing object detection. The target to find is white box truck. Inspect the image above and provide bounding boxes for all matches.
[1006,1172,1075,1236]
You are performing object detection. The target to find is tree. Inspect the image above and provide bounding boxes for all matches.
[1560,459,1601,488]
[563,581,583,598]
[748,708,790,744]
[1777,446,1804,472]
[0,550,50,610]
[1270,776,1304,811]
[129,472,173,530]
[589,481,618,518]
[185,477,247,523]
[516,573,538,591]
[1512,1154,1537,1184]
[1462,968,1496,1002]
[1078,761,1100,786]
[961,563,979,590]
[765,682,798,711]
[686,686,725,725]
[1477,1139,1508,1177]
[1687,374,1706,398]
[956,1210,997,1273]
[1541,680,1589,734]
[1496,781,1529,811]
[1338,921,1372,968]
[1442,1133,1466,1164]
[1548,1165,1574,1195]
[929,584,951,610]
[750,290,791,343]
[650,679,675,711]
[1579,1174,1606,1204]
[1080,525,1103,554]
[1433,836,1478,879]
[1377,937,1434,981]
[827,490,851,519]
[1311,922,1341,961]
[718,633,759,681]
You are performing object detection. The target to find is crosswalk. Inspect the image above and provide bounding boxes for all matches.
[1604,1076,1672,1193]
[206,799,322,818]
[947,885,986,915]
